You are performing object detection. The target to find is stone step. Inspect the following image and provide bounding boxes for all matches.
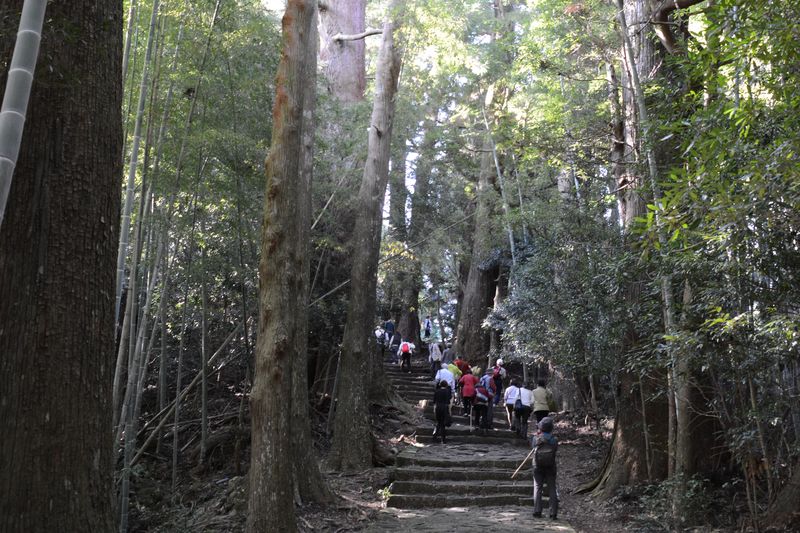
[385,493,527,509]
[417,435,529,447]
[395,452,527,470]
[415,425,519,438]
[392,466,531,482]
[390,480,533,496]
[392,382,435,390]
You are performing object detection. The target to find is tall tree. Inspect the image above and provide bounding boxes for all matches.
[0,0,122,529]
[454,135,497,363]
[246,0,319,530]
[328,3,403,471]
[318,0,368,103]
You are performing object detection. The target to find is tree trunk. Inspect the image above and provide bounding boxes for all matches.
[580,0,672,498]
[290,2,332,504]
[0,0,121,529]
[328,6,403,471]
[246,0,319,530]
[454,136,497,364]
[318,0,367,103]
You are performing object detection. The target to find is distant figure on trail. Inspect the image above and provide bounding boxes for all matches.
[432,380,452,444]
[383,317,395,344]
[504,379,520,431]
[458,369,479,418]
[422,315,432,339]
[531,416,559,520]
[515,382,534,438]
[428,341,443,377]
[374,326,386,357]
[398,337,415,373]
[434,362,456,393]
[532,378,557,423]
[492,358,507,406]
[441,342,454,364]
[389,331,402,364]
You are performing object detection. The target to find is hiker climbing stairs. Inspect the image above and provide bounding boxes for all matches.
[382,358,547,511]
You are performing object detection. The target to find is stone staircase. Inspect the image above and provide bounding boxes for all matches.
[383,358,546,511]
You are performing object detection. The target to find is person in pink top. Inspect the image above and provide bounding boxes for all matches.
[458,369,479,418]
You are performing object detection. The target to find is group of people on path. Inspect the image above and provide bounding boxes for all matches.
[377,316,561,520]
[430,356,561,521]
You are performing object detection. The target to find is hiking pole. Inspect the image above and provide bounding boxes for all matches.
[511,448,535,479]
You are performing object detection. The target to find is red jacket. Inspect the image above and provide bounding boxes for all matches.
[459,373,479,398]
[454,358,471,375]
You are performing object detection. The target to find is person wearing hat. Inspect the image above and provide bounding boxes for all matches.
[531,416,559,520]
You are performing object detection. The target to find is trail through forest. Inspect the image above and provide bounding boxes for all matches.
[131,355,631,532]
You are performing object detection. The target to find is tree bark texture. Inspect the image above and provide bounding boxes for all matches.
[0,1,122,530]
[318,0,367,103]
[454,137,497,364]
[290,3,332,504]
[247,1,318,530]
[329,9,403,471]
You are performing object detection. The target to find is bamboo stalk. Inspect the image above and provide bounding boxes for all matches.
[0,0,47,228]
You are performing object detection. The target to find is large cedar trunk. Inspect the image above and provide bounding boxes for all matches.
[329,12,402,471]
[318,0,367,103]
[582,0,671,497]
[0,1,122,529]
[247,1,318,530]
[290,4,332,505]
[454,137,497,364]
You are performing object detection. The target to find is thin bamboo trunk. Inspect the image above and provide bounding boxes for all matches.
[172,192,199,489]
[200,222,209,465]
[115,0,162,324]
[121,0,138,82]
[0,0,47,228]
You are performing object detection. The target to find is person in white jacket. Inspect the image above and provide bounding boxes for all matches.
[504,379,520,431]
[428,342,443,377]
[434,362,456,393]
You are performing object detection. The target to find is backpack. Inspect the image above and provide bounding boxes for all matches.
[475,386,490,402]
[401,342,410,353]
[492,367,502,380]
[534,435,556,468]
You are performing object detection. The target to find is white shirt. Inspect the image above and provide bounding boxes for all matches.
[504,385,520,405]
[435,366,456,392]
[429,343,442,362]
[518,387,533,407]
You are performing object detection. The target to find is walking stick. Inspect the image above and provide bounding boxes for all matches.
[511,447,535,479]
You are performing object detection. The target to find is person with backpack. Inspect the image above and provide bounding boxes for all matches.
[398,337,415,373]
[474,368,497,431]
[515,382,534,438]
[428,341,443,378]
[492,359,507,406]
[432,380,452,444]
[531,416,559,520]
[458,369,479,418]
[532,378,557,422]
[503,379,521,431]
